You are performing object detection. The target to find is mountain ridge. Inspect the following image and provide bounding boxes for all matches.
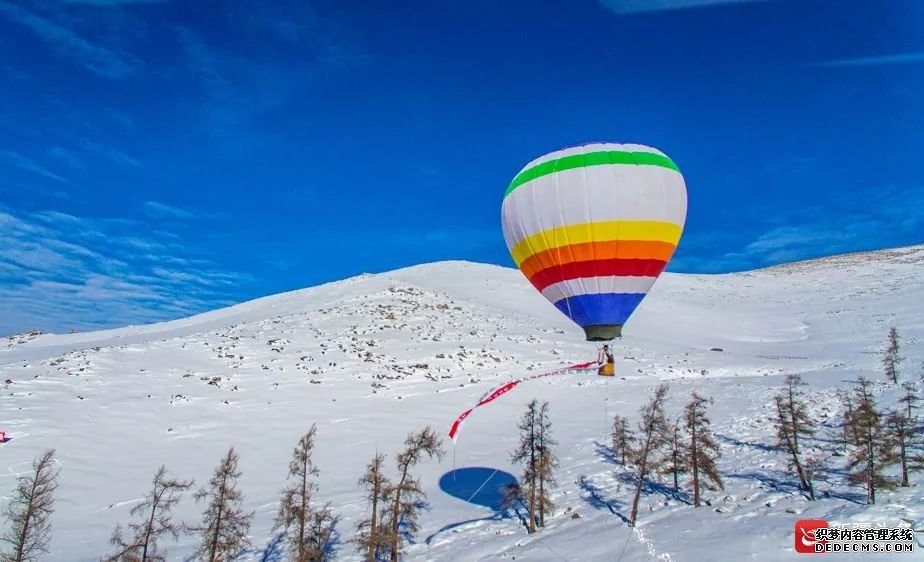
[1,242,922,561]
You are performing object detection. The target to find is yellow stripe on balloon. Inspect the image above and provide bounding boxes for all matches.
[510,220,684,266]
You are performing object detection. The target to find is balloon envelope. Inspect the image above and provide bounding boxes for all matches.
[501,142,687,341]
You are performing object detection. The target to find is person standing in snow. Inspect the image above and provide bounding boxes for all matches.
[598,345,615,376]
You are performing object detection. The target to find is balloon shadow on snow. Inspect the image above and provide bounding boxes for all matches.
[439,467,519,511]
[427,467,527,544]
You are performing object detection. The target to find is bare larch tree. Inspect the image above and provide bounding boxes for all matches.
[536,401,558,528]
[885,382,922,487]
[384,426,444,562]
[188,447,254,561]
[899,382,924,477]
[104,465,194,562]
[836,389,858,451]
[882,327,903,384]
[627,383,671,527]
[510,399,540,533]
[846,377,894,504]
[611,414,635,465]
[684,392,723,507]
[661,417,688,493]
[899,381,920,420]
[1,449,59,562]
[886,409,914,488]
[275,424,337,562]
[773,374,816,500]
[354,453,391,562]
[305,503,338,562]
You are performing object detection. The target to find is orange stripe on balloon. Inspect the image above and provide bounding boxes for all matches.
[519,240,676,280]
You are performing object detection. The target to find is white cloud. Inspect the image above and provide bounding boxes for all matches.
[142,201,196,220]
[53,0,169,5]
[79,139,143,167]
[669,184,924,273]
[0,208,248,335]
[813,51,924,68]
[0,1,143,78]
[48,146,87,171]
[0,150,70,184]
[598,0,766,14]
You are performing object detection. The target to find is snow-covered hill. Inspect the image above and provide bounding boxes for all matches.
[2,245,923,561]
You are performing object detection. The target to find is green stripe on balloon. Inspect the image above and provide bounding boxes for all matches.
[504,150,680,197]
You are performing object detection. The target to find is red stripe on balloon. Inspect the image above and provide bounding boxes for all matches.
[528,258,668,292]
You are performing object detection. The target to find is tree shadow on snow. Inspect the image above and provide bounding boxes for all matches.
[591,441,692,506]
[593,441,621,465]
[257,532,286,562]
[811,473,866,505]
[424,513,507,545]
[400,500,431,546]
[818,488,866,505]
[715,433,779,453]
[614,472,693,505]
[180,533,285,562]
[577,474,630,524]
[727,470,866,504]
[725,471,810,499]
[319,515,343,560]
[242,527,339,561]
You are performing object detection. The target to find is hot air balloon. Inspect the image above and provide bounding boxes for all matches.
[501,142,687,342]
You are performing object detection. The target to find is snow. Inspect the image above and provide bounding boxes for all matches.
[2,246,923,561]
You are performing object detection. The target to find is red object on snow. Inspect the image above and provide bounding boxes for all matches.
[448,360,598,443]
[0,432,6,442]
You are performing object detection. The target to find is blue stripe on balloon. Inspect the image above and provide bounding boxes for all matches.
[553,293,646,328]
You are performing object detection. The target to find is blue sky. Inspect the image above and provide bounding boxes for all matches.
[1,0,922,334]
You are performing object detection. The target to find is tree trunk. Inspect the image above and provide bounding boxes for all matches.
[528,421,536,533]
[671,444,679,492]
[792,455,811,497]
[299,461,308,560]
[13,475,40,562]
[141,490,162,562]
[209,480,225,562]
[538,457,545,528]
[788,387,800,454]
[390,465,408,562]
[781,425,811,498]
[528,478,536,533]
[629,460,646,526]
[629,439,650,526]
[691,423,700,508]
[867,428,875,505]
[900,439,909,487]
[368,489,378,562]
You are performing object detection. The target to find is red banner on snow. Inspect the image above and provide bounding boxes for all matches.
[448,361,598,442]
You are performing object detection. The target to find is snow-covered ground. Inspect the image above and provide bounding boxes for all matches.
[2,245,923,561]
